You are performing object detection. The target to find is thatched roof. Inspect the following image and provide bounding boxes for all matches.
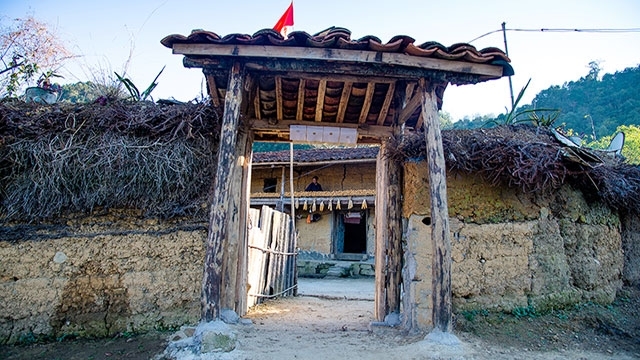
[1,101,637,223]
[390,125,640,213]
[0,99,221,222]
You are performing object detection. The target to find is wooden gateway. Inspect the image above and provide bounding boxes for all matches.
[161,27,513,333]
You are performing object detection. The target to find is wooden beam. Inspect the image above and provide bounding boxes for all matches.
[420,78,453,333]
[376,82,395,126]
[405,83,416,107]
[224,129,253,315]
[275,76,283,121]
[315,79,327,122]
[205,73,221,108]
[202,61,244,322]
[185,57,491,84]
[281,73,395,84]
[398,91,422,125]
[336,82,352,123]
[296,79,305,121]
[374,142,389,321]
[415,109,424,130]
[358,82,375,124]
[254,89,261,120]
[174,44,504,77]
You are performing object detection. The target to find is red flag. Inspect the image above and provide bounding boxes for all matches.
[273,2,294,38]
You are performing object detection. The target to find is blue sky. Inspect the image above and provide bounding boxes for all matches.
[2,0,639,121]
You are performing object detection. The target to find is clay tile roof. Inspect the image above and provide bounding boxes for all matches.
[253,147,379,164]
[161,28,512,76]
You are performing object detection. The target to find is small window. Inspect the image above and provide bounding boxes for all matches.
[263,178,277,193]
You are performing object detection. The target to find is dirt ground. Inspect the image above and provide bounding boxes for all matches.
[1,284,639,360]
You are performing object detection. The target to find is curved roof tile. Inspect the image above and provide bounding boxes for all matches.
[161,27,511,71]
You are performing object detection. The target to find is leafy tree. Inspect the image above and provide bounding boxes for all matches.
[439,111,453,129]
[58,81,106,103]
[0,16,73,96]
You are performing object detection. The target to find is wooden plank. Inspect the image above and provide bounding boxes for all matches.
[376,82,395,126]
[358,82,375,124]
[336,81,352,123]
[259,206,274,300]
[275,76,283,121]
[205,73,220,108]
[234,130,253,315]
[173,44,504,77]
[296,79,305,121]
[374,142,389,321]
[420,78,453,333]
[315,79,327,122]
[250,119,393,139]
[246,208,264,308]
[201,61,244,322]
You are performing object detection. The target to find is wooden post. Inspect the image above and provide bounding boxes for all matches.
[202,61,244,322]
[374,142,389,321]
[386,144,402,315]
[420,78,453,332]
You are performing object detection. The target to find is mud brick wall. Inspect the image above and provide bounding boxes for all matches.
[0,218,206,344]
[402,161,625,329]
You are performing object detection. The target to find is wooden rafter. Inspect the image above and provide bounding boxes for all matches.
[376,82,395,126]
[296,79,305,121]
[315,79,327,122]
[398,91,422,125]
[253,87,261,120]
[358,82,375,124]
[275,76,283,120]
[337,81,352,123]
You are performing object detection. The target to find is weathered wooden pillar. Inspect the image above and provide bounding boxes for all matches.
[420,78,453,333]
[220,128,253,315]
[202,61,244,322]
[374,142,390,321]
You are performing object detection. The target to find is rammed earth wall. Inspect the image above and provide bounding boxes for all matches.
[402,161,626,329]
[0,216,206,344]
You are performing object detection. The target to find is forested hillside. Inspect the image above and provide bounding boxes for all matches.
[453,65,640,140]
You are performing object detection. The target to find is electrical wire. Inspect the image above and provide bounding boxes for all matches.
[468,27,640,43]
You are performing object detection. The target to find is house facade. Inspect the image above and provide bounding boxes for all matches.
[250,147,378,262]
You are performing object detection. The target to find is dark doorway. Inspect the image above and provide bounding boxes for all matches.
[334,211,367,258]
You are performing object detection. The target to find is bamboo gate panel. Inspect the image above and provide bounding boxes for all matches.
[247,205,297,308]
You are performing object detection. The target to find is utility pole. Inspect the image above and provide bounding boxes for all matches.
[502,22,515,111]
